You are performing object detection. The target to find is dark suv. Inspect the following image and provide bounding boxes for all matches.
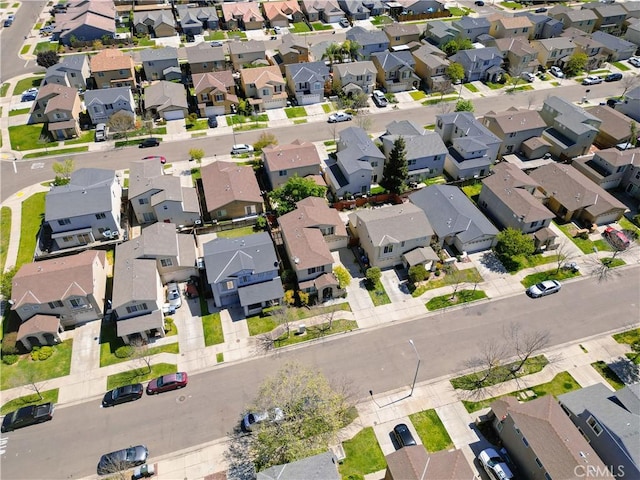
[139,138,160,148]
[392,423,417,448]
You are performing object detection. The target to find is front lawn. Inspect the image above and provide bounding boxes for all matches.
[290,22,310,33]
[0,206,11,272]
[612,62,630,71]
[16,192,46,268]
[508,253,558,272]
[312,22,333,31]
[106,363,177,391]
[1,83,10,97]
[591,361,625,390]
[216,225,257,239]
[0,340,73,390]
[322,104,332,113]
[228,114,269,125]
[370,15,393,26]
[1,388,59,415]
[274,320,357,348]
[9,107,30,117]
[412,267,483,298]
[451,355,548,390]
[613,328,640,346]
[284,106,307,119]
[426,289,487,311]
[409,409,453,452]
[464,83,479,93]
[556,222,613,254]
[9,124,58,151]
[205,31,226,41]
[367,280,391,306]
[247,303,352,336]
[410,91,427,101]
[520,268,581,288]
[13,76,44,95]
[201,297,223,346]
[99,322,179,368]
[338,427,387,478]
[64,130,94,145]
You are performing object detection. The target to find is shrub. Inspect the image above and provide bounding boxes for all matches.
[31,346,53,361]
[2,354,19,365]
[408,264,428,284]
[434,269,441,277]
[1,332,19,355]
[333,266,351,289]
[254,216,267,231]
[115,345,134,358]
[284,290,296,305]
[365,267,382,286]
[298,290,310,306]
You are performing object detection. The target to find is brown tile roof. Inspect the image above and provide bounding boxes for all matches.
[193,71,235,95]
[385,446,475,480]
[586,105,634,143]
[240,65,284,88]
[484,108,547,134]
[491,396,612,480]
[221,2,264,22]
[17,315,61,339]
[593,147,640,167]
[90,49,134,73]
[262,0,302,21]
[384,23,421,38]
[11,250,105,308]
[229,39,266,56]
[201,161,262,211]
[491,14,533,29]
[263,140,321,172]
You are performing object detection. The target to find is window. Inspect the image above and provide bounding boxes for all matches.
[384,245,394,254]
[143,212,155,222]
[217,209,227,218]
[215,94,224,102]
[320,226,334,236]
[496,421,503,432]
[535,458,543,468]
[98,72,104,77]
[70,298,85,308]
[126,303,148,313]
[279,170,288,176]
[138,198,149,205]
[371,161,378,167]
[48,300,64,309]
[545,474,552,480]
[95,212,106,220]
[245,205,256,215]
[587,416,603,436]
[225,280,234,290]
[522,436,529,447]
[62,236,73,242]
[58,218,71,226]
[408,159,416,166]
[531,221,539,228]
[160,258,173,267]
[308,267,318,275]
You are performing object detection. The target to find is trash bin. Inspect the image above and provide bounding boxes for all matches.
[298,324,306,334]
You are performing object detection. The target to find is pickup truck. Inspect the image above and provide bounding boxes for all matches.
[1,403,54,432]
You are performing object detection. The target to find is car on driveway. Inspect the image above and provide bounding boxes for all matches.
[242,407,284,432]
[21,87,38,102]
[339,18,349,28]
[582,75,603,85]
[527,280,561,298]
[605,73,622,82]
[521,72,535,83]
[146,372,188,395]
[40,25,55,34]
[392,423,417,448]
[372,90,388,107]
[230,143,254,155]
[550,66,564,78]
[166,282,182,309]
[603,226,631,250]
[478,448,514,480]
[95,123,107,142]
[139,137,160,148]
[328,112,352,123]
[629,57,640,67]
[207,116,218,128]
[102,384,143,407]
[97,445,148,475]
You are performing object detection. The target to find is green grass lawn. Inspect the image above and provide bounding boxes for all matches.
[555,222,613,254]
[508,253,559,273]
[216,225,257,239]
[8,107,30,117]
[370,15,393,26]
[520,268,581,288]
[591,361,625,390]
[422,96,457,106]
[290,22,310,33]
[485,82,504,90]
[461,182,482,200]
[619,217,640,239]
[22,146,88,159]
[613,328,640,346]
[247,314,277,336]
[9,124,59,151]
[99,322,179,367]
[367,280,391,306]
[410,409,454,452]
[410,91,427,101]
[293,119,307,125]
[16,192,46,268]
[451,355,548,390]
[20,45,30,55]
[0,340,73,390]
[601,257,625,268]
[612,62,630,71]
[501,1,524,8]
[1,83,10,97]
[247,303,352,336]
[106,363,177,391]
[201,295,223,346]
[274,320,357,348]
[186,119,209,131]
[426,289,487,311]
[1,388,59,415]
[0,206,11,272]
[285,106,307,119]
[464,83,479,93]
[338,427,387,478]
[412,268,483,298]
[228,114,269,124]
[34,42,57,53]
[205,30,226,41]
[64,130,94,145]
[227,31,247,40]
[448,6,472,16]
[322,103,332,113]
[312,22,333,31]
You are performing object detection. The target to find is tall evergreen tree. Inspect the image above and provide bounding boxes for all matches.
[380,137,408,194]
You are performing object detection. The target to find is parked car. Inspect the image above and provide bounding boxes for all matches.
[95,123,107,142]
[535,7,548,12]
[102,384,143,407]
[582,75,603,85]
[1,403,54,433]
[527,280,561,298]
[4,15,15,27]
[207,116,218,128]
[146,372,188,395]
[521,72,535,83]
[139,137,160,148]
[605,73,622,82]
[142,155,166,164]
[40,24,55,34]
[392,423,417,448]
[210,41,223,47]
[273,26,282,34]
[474,0,485,5]
[185,276,199,299]
[603,226,631,250]
[230,143,254,155]
[328,112,352,123]
[339,18,350,28]
[242,407,284,432]
[21,91,38,102]
[97,445,148,476]
[478,448,514,480]
[607,98,621,108]
[372,90,388,107]
[550,66,564,78]
[629,57,640,68]
[166,282,182,309]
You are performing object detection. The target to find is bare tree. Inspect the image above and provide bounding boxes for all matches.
[107,111,135,141]
[9,369,47,401]
[620,73,640,98]
[459,339,509,392]
[355,113,372,132]
[445,264,465,300]
[553,240,574,273]
[504,324,550,382]
[131,338,152,374]
[433,78,452,104]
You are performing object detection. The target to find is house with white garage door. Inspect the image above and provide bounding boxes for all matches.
[144,81,189,121]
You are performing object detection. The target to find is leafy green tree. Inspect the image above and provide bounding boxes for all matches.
[333,266,351,289]
[269,176,327,215]
[446,62,465,84]
[36,50,59,68]
[455,99,474,112]
[494,228,535,270]
[630,121,637,148]
[253,132,278,152]
[189,148,204,162]
[408,264,427,284]
[380,136,408,194]
[52,158,75,185]
[0,265,17,299]
[564,53,588,77]
[442,38,472,57]
[366,267,382,287]
[322,42,343,66]
[237,98,254,116]
[341,39,361,61]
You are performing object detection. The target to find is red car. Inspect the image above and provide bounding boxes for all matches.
[146,372,188,395]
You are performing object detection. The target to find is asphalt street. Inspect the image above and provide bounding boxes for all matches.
[1,268,638,479]
[0,1,46,83]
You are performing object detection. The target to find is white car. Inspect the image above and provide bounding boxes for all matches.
[242,408,284,432]
[230,144,254,155]
[95,123,107,142]
[582,75,603,85]
[521,72,535,83]
[549,66,564,78]
[627,57,640,67]
[527,280,561,298]
[478,448,514,480]
[328,112,352,123]
[166,282,182,309]
[372,90,388,107]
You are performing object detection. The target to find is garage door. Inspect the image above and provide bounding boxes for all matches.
[163,109,185,121]
[205,106,225,117]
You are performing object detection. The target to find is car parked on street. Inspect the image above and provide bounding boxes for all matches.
[478,448,514,480]
[142,155,166,164]
[392,423,417,448]
[97,445,148,475]
[582,75,603,85]
[139,137,160,148]
[372,90,388,107]
[230,143,254,155]
[242,407,284,432]
[605,73,622,82]
[166,282,182,309]
[146,372,188,395]
[4,15,15,27]
[1,403,54,433]
[550,66,564,78]
[328,112,352,123]
[535,7,548,12]
[474,0,485,5]
[527,280,561,298]
[629,57,640,67]
[102,384,143,407]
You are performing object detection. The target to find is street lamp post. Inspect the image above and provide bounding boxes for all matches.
[408,339,421,397]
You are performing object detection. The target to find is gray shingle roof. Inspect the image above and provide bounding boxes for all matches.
[371,50,415,69]
[349,203,433,245]
[112,257,158,308]
[140,46,178,62]
[237,277,284,308]
[285,61,330,82]
[84,86,132,107]
[346,26,389,47]
[257,451,339,480]
[591,31,635,52]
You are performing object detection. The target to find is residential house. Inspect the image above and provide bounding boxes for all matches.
[490,395,612,480]
[383,23,421,48]
[622,1,640,19]
[200,162,263,221]
[144,81,188,121]
[371,51,420,93]
[301,0,344,23]
[529,163,628,225]
[203,232,284,316]
[560,30,607,71]
[11,250,107,346]
[410,184,499,253]
[393,0,443,15]
[616,86,640,122]
[240,65,287,112]
[192,71,238,117]
[257,451,340,480]
[186,43,226,75]
[346,26,390,59]
[591,31,636,62]
[559,383,639,480]
[585,105,634,149]
[140,47,180,82]
[324,126,385,198]
[42,54,89,90]
[133,10,177,38]
[449,47,504,83]
[176,5,218,35]
[625,17,640,48]
[515,12,564,40]
[263,140,322,189]
[90,49,136,89]
[339,0,371,20]
[332,61,376,96]
[279,197,348,300]
[582,3,628,36]
[28,84,81,140]
[379,120,447,180]
[488,13,533,39]
[271,34,311,74]
[45,168,122,250]
[384,446,475,480]
[229,40,267,70]
[435,111,502,180]
[84,86,135,126]
[622,153,640,200]
[539,96,601,159]
[221,2,264,30]
[349,203,434,269]
[128,159,201,226]
[531,37,576,68]
[424,20,458,48]
[482,108,547,157]
[552,8,598,33]
[572,147,639,191]
[452,15,491,42]
[53,0,116,46]
[285,62,330,106]
[412,45,449,92]
[490,37,539,76]
[263,0,304,28]
[478,162,554,233]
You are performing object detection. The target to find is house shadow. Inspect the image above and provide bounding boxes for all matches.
[228,306,246,322]
[479,251,508,274]
[608,356,640,385]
